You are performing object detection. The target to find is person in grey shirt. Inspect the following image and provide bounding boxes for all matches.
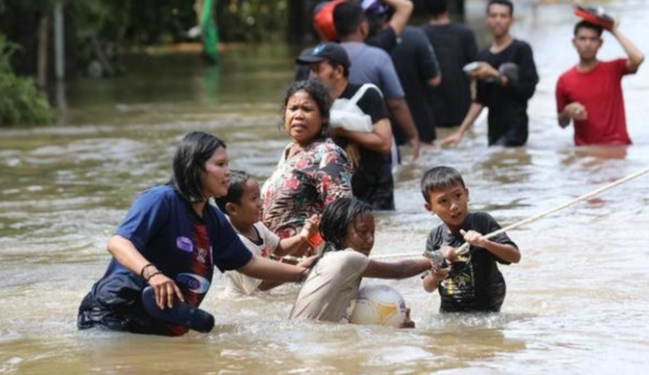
[333,0,421,160]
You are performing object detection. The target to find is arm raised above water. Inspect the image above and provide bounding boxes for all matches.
[362,256,430,279]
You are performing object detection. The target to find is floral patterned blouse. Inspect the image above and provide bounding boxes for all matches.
[261,138,353,239]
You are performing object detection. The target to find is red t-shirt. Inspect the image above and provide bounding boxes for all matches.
[555,59,632,146]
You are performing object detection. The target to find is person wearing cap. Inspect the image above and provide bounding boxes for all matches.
[297,42,395,211]
[294,0,349,81]
[442,0,539,148]
[555,20,644,146]
[333,0,421,161]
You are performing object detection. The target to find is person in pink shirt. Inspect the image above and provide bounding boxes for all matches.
[555,21,644,146]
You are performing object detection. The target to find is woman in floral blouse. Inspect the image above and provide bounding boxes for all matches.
[261,80,353,249]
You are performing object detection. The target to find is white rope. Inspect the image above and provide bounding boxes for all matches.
[371,165,649,259]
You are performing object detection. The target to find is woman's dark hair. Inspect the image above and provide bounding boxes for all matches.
[281,80,331,141]
[420,166,466,201]
[320,197,372,252]
[172,131,226,203]
[214,169,250,214]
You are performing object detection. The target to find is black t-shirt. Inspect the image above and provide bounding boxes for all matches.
[425,212,517,312]
[367,26,397,52]
[475,39,539,146]
[390,26,440,142]
[420,23,477,128]
[338,83,393,210]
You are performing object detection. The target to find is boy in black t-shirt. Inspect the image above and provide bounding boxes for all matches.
[420,166,521,312]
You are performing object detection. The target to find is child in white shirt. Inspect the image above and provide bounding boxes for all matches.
[215,170,318,295]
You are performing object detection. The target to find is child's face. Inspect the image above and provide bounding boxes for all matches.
[230,178,262,225]
[424,183,469,229]
[345,211,375,256]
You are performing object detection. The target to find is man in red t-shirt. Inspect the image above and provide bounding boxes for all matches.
[556,21,644,146]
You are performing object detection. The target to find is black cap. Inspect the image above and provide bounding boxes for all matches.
[296,42,351,69]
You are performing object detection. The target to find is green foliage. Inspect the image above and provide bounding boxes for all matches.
[0,0,297,84]
[66,1,131,77]
[0,34,17,71]
[217,0,289,42]
[0,35,54,126]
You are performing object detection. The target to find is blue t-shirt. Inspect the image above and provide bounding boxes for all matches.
[101,185,252,308]
[340,41,405,100]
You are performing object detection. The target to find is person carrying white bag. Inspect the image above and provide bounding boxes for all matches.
[297,42,396,211]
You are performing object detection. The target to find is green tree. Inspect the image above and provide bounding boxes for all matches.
[0,35,54,126]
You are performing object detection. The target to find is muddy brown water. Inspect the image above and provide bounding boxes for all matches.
[1,1,648,374]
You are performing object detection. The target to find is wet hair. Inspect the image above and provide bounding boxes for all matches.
[281,80,331,140]
[319,197,372,252]
[420,166,466,201]
[574,20,603,37]
[214,169,250,213]
[424,0,448,16]
[172,131,226,203]
[487,0,514,16]
[333,1,366,38]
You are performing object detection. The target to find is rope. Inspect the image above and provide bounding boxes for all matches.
[371,165,649,259]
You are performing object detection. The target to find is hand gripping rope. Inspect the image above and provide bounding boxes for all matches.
[372,165,649,259]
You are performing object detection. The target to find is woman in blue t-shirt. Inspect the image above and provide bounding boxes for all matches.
[77,132,310,336]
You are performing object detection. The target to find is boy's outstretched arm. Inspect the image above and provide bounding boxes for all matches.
[460,229,521,263]
[257,255,318,291]
[274,215,320,257]
[363,257,431,279]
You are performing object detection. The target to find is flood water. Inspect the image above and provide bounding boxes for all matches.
[1,1,649,374]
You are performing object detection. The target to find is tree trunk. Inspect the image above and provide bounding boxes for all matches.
[37,14,50,88]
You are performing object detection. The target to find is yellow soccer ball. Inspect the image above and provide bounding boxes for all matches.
[349,284,407,327]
